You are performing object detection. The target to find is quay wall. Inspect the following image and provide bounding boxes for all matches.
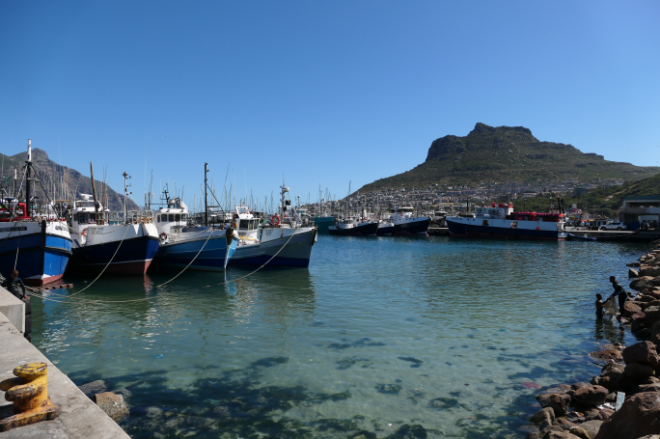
[0,288,130,439]
[0,288,24,334]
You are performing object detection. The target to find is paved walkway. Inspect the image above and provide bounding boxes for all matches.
[0,288,130,439]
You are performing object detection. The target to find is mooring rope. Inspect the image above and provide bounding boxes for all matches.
[13,232,20,270]
[64,223,131,298]
[27,225,305,305]
[154,227,215,288]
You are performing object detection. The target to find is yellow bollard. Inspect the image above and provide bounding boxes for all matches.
[0,362,59,431]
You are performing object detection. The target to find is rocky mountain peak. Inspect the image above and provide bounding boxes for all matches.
[12,148,50,162]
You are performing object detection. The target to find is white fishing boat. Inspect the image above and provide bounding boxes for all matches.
[391,206,431,236]
[229,185,317,268]
[329,217,379,236]
[66,173,159,276]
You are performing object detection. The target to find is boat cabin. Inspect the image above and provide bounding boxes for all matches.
[154,197,189,237]
[0,198,29,221]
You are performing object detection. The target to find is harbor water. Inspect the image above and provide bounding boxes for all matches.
[31,236,644,438]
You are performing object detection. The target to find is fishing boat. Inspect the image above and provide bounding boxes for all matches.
[446,203,568,240]
[329,217,379,236]
[0,140,72,285]
[313,186,335,232]
[567,233,597,242]
[229,185,317,267]
[151,186,237,271]
[66,172,160,275]
[391,206,431,236]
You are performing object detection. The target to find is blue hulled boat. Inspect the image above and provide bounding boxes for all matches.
[0,140,72,285]
[151,187,237,271]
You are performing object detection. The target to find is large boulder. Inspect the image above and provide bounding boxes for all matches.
[599,363,625,391]
[574,420,603,439]
[624,362,656,379]
[572,385,608,407]
[632,277,656,291]
[78,379,107,396]
[600,362,625,379]
[640,266,660,277]
[623,301,642,317]
[645,309,660,327]
[530,407,555,426]
[594,392,660,438]
[94,392,129,422]
[642,301,660,310]
[536,393,571,416]
[622,341,660,368]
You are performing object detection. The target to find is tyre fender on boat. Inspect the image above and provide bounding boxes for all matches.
[159,232,168,243]
[225,227,235,246]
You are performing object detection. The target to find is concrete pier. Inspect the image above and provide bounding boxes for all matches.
[0,288,130,439]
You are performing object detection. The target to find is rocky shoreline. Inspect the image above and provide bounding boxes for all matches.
[524,240,660,439]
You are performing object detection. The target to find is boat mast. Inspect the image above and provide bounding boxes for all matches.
[204,162,209,227]
[280,181,289,220]
[123,172,131,224]
[25,139,32,217]
[90,162,100,222]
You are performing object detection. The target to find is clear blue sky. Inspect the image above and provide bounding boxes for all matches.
[1,1,659,210]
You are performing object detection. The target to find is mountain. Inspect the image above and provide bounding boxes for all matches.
[0,148,138,211]
[360,123,660,190]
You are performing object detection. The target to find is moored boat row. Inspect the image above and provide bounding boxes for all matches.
[0,141,317,285]
[328,206,431,237]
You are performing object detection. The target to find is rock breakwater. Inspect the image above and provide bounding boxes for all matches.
[525,240,660,439]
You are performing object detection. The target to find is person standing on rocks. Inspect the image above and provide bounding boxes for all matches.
[2,269,27,300]
[605,276,627,317]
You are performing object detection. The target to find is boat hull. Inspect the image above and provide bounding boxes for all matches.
[329,222,379,237]
[230,227,316,268]
[376,225,394,236]
[0,221,72,286]
[446,218,567,241]
[153,234,237,271]
[67,235,160,275]
[392,218,430,236]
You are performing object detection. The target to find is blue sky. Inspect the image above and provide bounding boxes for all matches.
[1,1,659,210]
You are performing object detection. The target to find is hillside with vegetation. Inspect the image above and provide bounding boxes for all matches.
[359,123,659,191]
[515,173,660,216]
[0,148,138,211]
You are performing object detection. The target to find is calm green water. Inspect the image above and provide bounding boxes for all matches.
[32,236,643,438]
